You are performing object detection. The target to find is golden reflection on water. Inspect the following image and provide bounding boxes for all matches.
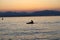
[0,16,60,22]
[0,16,60,40]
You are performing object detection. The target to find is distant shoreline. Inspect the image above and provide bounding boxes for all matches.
[0,15,60,17]
[0,10,60,17]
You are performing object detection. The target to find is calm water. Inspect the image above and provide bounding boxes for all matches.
[0,16,60,40]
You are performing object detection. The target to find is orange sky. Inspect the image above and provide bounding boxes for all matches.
[0,0,60,12]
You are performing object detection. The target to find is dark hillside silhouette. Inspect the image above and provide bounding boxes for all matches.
[0,10,60,17]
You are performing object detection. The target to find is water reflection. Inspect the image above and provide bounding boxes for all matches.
[0,16,60,40]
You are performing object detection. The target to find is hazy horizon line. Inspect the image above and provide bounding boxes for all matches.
[0,10,60,12]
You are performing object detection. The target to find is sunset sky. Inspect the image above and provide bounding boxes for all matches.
[0,0,60,12]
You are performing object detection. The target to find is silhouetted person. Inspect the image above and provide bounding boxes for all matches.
[27,20,34,24]
[30,20,34,23]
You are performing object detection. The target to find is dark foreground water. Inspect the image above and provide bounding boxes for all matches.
[0,16,60,40]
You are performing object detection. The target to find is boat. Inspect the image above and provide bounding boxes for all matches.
[26,22,34,24]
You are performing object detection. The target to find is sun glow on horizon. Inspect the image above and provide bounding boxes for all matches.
[0,0,60,12]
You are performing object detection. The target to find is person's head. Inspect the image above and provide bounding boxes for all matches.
[31,20,33,21]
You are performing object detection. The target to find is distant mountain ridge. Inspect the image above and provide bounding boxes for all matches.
[0,10,60,17]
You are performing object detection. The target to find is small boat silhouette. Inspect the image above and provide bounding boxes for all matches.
[26,20,34,24]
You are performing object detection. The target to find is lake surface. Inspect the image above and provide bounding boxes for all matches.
[0,16,60,40]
